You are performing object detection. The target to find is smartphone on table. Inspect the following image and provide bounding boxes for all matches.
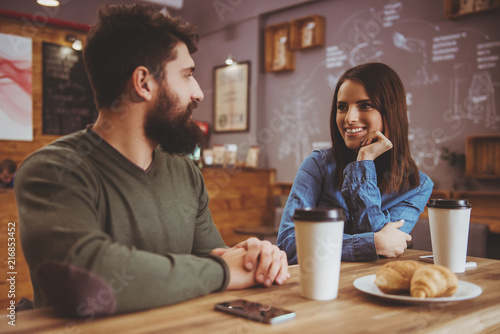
[419,255,477,268]
[214,299,296,325]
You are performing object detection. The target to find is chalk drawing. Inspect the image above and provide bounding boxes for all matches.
[275,62,324,168]
[409,126,441,170]
[327,72,342,92]
[313,0,499,177]
[467,72,498,128]
[349,41,384,66]
[447,62,499,129]
[393,31,439,86]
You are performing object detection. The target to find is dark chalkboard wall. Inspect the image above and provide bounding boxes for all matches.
[262,0,500,190]
[42,42,97,135]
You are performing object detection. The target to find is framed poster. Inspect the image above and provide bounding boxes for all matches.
[213,61,250,133]
[0,33,33,141]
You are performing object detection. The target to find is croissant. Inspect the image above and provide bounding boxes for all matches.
[410,265,458,298]
[375,260,424,294]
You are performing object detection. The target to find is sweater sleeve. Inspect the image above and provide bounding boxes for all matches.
[15,150,228,314]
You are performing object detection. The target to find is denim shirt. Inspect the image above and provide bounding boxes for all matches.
[277,148,433,263]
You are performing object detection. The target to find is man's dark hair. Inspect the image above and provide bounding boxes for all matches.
[83,3,199,109]
[0,159,17,174]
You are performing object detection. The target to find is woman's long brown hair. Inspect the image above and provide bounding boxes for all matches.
[330,62,420,193]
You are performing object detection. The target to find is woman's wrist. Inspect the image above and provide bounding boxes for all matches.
[356,151,374,161]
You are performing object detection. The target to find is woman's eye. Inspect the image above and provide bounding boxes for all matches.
[337,105,347,112]
[360,103,373,110]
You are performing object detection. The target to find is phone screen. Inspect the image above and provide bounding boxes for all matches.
[214,299,296,324]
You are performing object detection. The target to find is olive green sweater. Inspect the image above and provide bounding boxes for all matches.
[15,128,228,314]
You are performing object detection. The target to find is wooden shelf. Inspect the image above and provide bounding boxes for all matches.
[465,135,500,178]
[289,14,325,50]
[264,22,295,73]
[444,0,500,19]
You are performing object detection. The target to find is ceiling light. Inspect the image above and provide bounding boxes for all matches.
[140,0,183,10]
[37,0,60,7]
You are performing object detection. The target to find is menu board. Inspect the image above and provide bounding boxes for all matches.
[42,42,97,135]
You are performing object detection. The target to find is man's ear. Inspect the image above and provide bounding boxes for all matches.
[131,66,156,101]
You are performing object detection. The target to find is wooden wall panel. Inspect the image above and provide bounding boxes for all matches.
[202,168,276,246]
[0,16,87,166]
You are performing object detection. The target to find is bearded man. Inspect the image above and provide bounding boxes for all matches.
[15,3,288,316]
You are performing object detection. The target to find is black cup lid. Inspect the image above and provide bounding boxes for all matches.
[293,207,345,222]
[426,199,471,209]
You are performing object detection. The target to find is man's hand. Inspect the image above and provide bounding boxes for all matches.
[374,220,412,258]
[218,248,257,290]
[211,237,289,287]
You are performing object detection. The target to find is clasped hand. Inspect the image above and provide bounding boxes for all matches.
[211,237,289,290]
[374,220,412,258]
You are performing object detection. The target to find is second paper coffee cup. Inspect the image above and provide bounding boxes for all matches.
[427,199,472,273]
[293,207,345,301]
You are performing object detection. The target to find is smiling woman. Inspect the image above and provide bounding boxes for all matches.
[277,62,434,263]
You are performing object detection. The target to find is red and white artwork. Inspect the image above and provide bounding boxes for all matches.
[0,33,33,141]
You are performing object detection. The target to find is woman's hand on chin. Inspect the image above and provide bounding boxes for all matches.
[356,130,393,161]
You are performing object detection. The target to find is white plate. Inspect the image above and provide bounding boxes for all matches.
[353,274,482,304]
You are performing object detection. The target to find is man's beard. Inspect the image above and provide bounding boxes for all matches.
[144,88,204,155]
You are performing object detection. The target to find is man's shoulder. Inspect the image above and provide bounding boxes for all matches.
[17,130,96,180]
[25,130,83,158]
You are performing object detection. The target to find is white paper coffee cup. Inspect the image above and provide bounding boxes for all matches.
[427,199,472,273]
[293,208,345,300]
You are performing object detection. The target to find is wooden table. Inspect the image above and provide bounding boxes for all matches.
[2,250,500,333]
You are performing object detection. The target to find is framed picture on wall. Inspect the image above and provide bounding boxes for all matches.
[213,61,250,133]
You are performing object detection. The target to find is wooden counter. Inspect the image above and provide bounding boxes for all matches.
[201,167,276,246]
[3,249,500,333]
